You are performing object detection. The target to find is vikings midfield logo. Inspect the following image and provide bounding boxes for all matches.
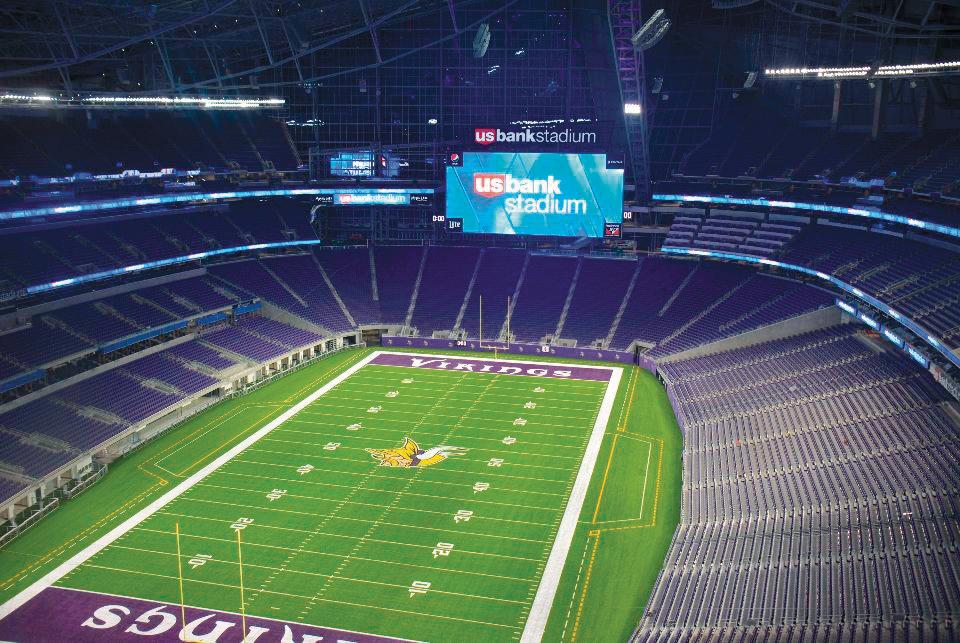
[365,437,467,468]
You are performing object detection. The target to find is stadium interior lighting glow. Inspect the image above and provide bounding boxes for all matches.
[0,93,285,109]
[764,60,960,80]
[631,9,664,45]
[624,102,642,115]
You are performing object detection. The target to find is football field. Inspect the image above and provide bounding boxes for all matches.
[0,351,623,642]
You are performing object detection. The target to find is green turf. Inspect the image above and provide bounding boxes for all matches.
[0,347,682,642]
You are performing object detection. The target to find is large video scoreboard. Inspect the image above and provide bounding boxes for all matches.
[445,152,623,238]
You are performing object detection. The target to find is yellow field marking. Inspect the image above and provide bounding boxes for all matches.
[281,351,369,403]
[0,353,366,598]
[0,482,161,591]
[169,408,280,477]
[614,366,640,432]
[650,432,665,524]
[595,523,655,534]
[590,433,619,523]
[151,405,248,464]
[560,535,594,641]
[151,350,367,475]
[137,462,170,486]
[570,531,601,641]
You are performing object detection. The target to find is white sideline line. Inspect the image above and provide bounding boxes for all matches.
[520,366,623,643]
[0,349,379,621]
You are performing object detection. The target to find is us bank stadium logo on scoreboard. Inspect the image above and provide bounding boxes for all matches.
[473,126,597,146]
[473,172,587,215]
[366,437,468,468]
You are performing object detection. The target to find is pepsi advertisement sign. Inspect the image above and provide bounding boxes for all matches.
[445,152,623,237]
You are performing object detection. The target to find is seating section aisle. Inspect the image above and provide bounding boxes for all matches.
[0,204,317,292]
[200,315,323,363]
[560,258,636,347]
[634,327,960,641]
[784,226,960,349]
[458,248,527,340]
[373,246,426,326]
[411,246,481,334]
[314,248,379,326]
[0,315,315,502]
[509,255,579,343]
[664,210,804,257]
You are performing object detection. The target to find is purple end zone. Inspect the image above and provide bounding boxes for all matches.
[370,352,612,381]
[0,586,411,643]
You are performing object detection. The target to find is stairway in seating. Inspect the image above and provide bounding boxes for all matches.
[260,261,308,307]
[95,301,141,331]
[453,248,486,333]
[499,253,531,341]
[403,247,430,330]
[163,286,202,313]
[224,214,256,244]
[659,264,698,316]
[75,232,123,266]
[656,277,750,349]
[40,315,92,345]
[553,257,583,339]
[204,278,242,302]
[235,118,269,172]
[605,259,643,348]
[719,289,791,332]
[311,252,357,328]
[152,222,188,253]
[368,248,380,304]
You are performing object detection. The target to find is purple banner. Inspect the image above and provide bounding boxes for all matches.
[371,351,612,381]
[380,337,654,373]
[0,586,411,643]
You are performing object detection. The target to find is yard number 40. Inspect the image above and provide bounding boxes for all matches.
[230,517,254,531]
[409,580,431,598]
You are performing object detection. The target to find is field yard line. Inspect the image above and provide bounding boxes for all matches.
[521,366,622,643]
[296,408,599,438]
[109,541,535,583]
[238,447,574,485]
[157,508,550,544]
[222,461,568,498]
[183,481,557,527]
[299,404,596,430]
[133,525,544,563]
[278,422,587,451]
[638,438,654,521]
[72,565,520,630]
[0,349,380,622]
[195,479,559,512]
[83,558,528,605]
[257,436,584,464]
[319,391,595,412]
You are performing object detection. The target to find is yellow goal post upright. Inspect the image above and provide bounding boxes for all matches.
[477,295,511,357]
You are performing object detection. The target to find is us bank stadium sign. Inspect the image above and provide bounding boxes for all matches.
[468,121,611,150]
[473,126,597,146]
